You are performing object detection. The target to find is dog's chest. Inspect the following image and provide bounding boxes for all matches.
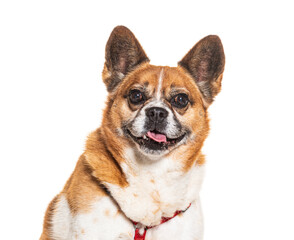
[104,154,204,227]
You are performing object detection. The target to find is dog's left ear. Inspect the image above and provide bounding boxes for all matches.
[103,26,149,92]
[178,35,225,106]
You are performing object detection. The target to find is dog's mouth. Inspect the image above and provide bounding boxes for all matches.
[127,129,186,151]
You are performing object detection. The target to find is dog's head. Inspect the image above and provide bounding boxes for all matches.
[101,26,225,159]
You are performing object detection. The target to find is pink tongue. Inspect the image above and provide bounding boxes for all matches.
[147,131,167,143]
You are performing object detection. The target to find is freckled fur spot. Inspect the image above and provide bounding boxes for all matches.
[152,208,161,215]
[151,190,161,205]
[114,209,121,217]
[104,209,110,216]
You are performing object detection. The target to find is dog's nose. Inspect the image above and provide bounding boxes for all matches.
[146,107,168,123]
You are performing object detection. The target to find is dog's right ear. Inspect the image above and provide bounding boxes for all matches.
[102,26,149,92]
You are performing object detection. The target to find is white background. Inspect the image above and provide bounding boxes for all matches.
[0,0,294,239]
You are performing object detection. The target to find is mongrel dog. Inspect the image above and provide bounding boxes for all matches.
[40,26,225,240]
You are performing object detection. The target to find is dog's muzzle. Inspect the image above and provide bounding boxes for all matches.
[144,107,168,134]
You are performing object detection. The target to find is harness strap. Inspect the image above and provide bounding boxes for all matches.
[132,203,191,240]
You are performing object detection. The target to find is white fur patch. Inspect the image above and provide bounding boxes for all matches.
[146,200,203,240]
[104,148,205,228]
[156,68,164,100]
[51,194,72,240]
[50,196,134,240]
[70,197,133,240]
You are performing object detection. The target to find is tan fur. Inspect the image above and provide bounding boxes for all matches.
[40,195,59,240]
[64,154,108,214]
[85,129,128,187]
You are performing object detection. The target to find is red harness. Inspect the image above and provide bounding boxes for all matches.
[131,203,191,240]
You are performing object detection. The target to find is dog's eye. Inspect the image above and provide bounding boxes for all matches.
[129,89,145,105]
[171,93,189,108]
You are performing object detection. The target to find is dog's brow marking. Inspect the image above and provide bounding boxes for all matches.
[156,68,164,100]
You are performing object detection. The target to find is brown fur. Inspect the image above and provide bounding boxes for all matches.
[40,26,225,239]
[40,195,59,240]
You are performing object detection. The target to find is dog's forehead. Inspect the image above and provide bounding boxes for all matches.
[121,64,198,96]
[160,67,197,93]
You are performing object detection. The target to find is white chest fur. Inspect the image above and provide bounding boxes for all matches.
[104,148,205,227]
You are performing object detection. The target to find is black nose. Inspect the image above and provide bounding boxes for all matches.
[146,107,168,123]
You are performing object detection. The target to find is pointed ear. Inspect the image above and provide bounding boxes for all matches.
[102,26,149,92]
[178,35,225,106]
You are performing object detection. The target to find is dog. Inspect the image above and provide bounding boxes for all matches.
[40,26,225,240]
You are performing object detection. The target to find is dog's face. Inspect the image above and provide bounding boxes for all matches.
[101,26,225,159]
[114,65,207,156]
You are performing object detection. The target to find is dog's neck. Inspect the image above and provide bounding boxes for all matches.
[121,146,182,177]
